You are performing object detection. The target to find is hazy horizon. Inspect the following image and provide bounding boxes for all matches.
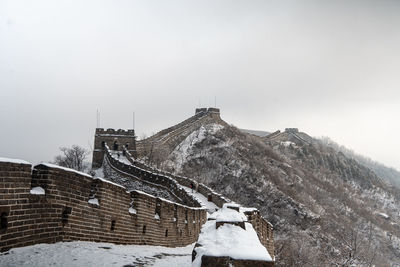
[1,0,400,172]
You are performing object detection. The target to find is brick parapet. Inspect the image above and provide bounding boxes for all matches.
[124,157,229,208]
[0,161,64,252]
[95,128,135,136]
[245,210,274,259]
[0,160,207,252]
[105,145,201,208]
[122,147,274,257]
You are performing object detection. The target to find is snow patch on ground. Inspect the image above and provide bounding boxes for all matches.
[280,141,295,147]
[166,124,223,172]
[377,212,390,219]
[0,241,194,267]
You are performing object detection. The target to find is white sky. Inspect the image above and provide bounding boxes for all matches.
[1,0,400,170]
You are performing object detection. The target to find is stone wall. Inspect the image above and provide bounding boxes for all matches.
[119,146,275,258]
[285,128,299,133]
[0,161,64,252]
[0,160,207,252]
[105,145,202,207]
[136,107,224,156]
[122,147,229,208]
[245,210,274,259]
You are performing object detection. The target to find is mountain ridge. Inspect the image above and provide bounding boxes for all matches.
[139,109,400,266]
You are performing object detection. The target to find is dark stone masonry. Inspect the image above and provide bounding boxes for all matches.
[0,160,206,252]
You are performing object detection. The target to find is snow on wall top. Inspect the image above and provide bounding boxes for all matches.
[0,157,31,165]
[131,189,206,210]
[38,163,125,189]
[193,221,272,266]
[208,204,256,221]
[215,207,247,223]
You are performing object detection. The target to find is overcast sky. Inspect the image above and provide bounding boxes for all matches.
[1,0,400,170]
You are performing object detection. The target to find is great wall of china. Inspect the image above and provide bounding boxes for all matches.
[0,108,275,266]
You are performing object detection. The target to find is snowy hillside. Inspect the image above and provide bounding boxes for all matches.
[319,136,400,188]
[154,123,400,266]
[0,241,193,267]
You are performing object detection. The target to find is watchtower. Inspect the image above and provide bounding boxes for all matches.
[195,107,222,121]
[285,128,299,133]
[92,128,136,168]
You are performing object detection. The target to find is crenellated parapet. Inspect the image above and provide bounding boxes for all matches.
[195,108,207,114]
[207,107,220,114]
[0,158,207,252]
[285,128,299,133]
[95,128,135,136]
[104,144,203,208]
[121,146,230,208]
[195,107,220,115]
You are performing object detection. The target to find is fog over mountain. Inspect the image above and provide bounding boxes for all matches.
[1,0,400,173]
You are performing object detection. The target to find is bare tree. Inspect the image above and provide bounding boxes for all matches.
[53,145,89,171]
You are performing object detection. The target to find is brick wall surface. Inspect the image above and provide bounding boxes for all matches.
[0,153,274,262]
[245,210,274,259]
[0,162,63,252]
[0,161,207,252]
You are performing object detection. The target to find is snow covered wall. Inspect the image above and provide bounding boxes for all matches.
[0,159,207,252]
[103,144,203,208]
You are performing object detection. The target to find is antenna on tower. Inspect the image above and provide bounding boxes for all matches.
[96,109,100,128]
[132,111,135,130]
[214,96,217,108]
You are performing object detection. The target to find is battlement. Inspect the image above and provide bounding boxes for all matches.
[285,128,299,133]
[95,128,135,136]
[195,108,207,114]
[195,107,220,115]
[207,107,220,114]
[0,159,206,252]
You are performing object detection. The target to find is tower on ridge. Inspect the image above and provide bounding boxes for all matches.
[92,128,136,168]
